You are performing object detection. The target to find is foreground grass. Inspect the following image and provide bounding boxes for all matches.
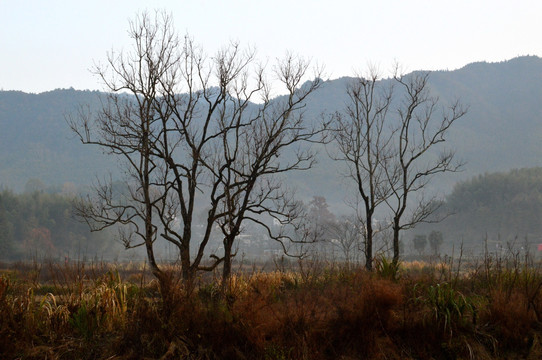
[2,255,542,359]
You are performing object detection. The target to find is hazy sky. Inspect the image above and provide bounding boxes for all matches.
[1,0,541,93]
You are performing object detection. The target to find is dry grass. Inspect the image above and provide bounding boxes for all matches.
[1,256,542,359]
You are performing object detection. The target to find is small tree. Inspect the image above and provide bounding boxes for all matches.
[412,234,427,255]
[328,214,362,265]
[428,230,444,255]
[67,12,177,294]
[209,58,327,291]
[305,196,336,243]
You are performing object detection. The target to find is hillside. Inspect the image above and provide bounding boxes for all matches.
[311,56,542,194]
[1,56,542,203]
[0,89,115,191]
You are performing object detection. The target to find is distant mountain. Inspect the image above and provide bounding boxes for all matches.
[426,56,542,175]
[1,56,542,207]
[294,56,542,204]
[0,89,116,191]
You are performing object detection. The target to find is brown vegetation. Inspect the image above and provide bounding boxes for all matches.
[2,253,542,359]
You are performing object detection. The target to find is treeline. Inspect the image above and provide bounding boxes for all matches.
[0,188,120,260]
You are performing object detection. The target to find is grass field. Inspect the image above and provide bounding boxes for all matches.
[2,251,542,359]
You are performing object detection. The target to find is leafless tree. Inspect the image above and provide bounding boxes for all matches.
[152,41,326,289]
[211,56,328,291]
[331,69,395,270]
[386,70,468,265]
[146,37,262,286]
[67,11,179,294]
[328,214,362,266]
[69,12,326,293]
[332,67,467,269]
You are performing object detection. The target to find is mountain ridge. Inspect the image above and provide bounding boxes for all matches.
[1,56,542,204]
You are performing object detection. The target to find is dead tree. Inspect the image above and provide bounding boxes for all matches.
[328,214,362,266]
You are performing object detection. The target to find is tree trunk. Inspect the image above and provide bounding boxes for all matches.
[221,238,233,295]
[365,221,373,271]
[180,241,193,285]
[392,218,400,266]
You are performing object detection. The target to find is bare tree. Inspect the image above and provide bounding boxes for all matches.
[328,214,362,266]
[153,42,326,288]
[147,38,262,285]
[69,12,326,293]
[212,56,327,291]
[386,71,467,265]
[67,11,179,294]
[332,69,395,270]
[333,68,466,269]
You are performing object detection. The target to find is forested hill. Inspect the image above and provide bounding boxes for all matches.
[2,56,542,199]
[417,167,542,252]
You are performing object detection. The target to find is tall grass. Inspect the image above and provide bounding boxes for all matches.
[1,253,542,359]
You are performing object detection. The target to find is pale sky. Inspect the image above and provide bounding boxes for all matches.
[1,0,541,93]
